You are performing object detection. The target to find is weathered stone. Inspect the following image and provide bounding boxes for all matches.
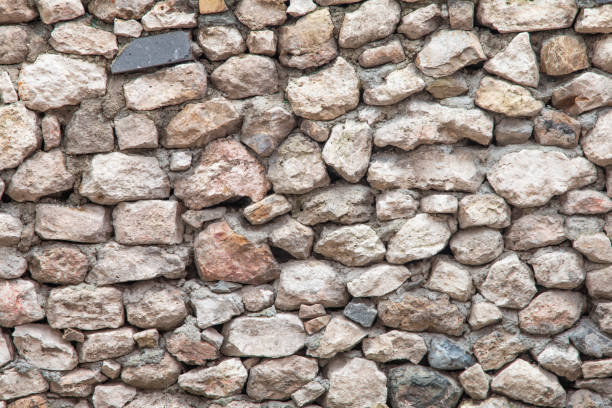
[114,19,143,38]
[287,0,315,16]
[235,0,286,30]
[80,153,169,205]
[179,358,247,398]
[124,282,187,330]
[569,318,612,358]
[576,4,612,33]
[450,227,504,266]
[0,0,37,23]
[593,35,612,72]
[13,324,78,370]
[275,260,348,310]
[221,314,306,358]
[169,151,191,171]
[0,280,44,328]
[378,289,465,336]
[123,63,206,110]
[552,72,612,115]
[459,364,489,400]
[322,120,371,182]
[537,343,582,381]
[0,213,22,246]
[388,364,462,408]
[268,134,329,194]
[141,0,196,31]
[397,4,441,40]
[190,285,243,329]
[364,64,425,106]
[519,290,585,335]
[18,54,107,112]
[197,26,245,61]
[483,32,539,88]
[593,302,612,333]
[166,321,219,365]
[100,360,121,380]
[581,358,612,379]
[0,71,18,103]
[175,138,269,209]
[420,195,459,214]
[286,57,360,120]
[562,190,612,215]
[473,330,528,371]
[0,368,47,401]
[88,0,153,21]
[387,214,452,263]
[241,285,274,313]
[567,390,611,408]
[368,146,484,192]
[458,194,510,229]
[47,285,123,330]
[0,247,27,280]
[7,150,74,202]
[377,189,418,220]
[87,243,188,285]
[210,55,278,99]
[36,0,84,24]
[304,315,331,334]
[279,8,336,69]
[574,232,612,263]
[78,327,135,363]
[115,114,158,150]
[481,254,537,309]
[323,358,387,408]
[306,314,366,358]
[133,329,158,348]
[494,118,533,145]
[291,380,327,407]
[476,76,543,117]
[295,183,374,225]
[488,150,597,207]
[0,103,40,172]
[505,214,565,251]
[373,100,493,151]
[0,26,28,65]
[343,298,377,327]
[121,351,181,389]
[35,204,112,244]
[426,256,474,301]
[583,110,612,166]
[7,395,49,408]
[587,266,612,299]
[29,244,87,285]
[247,356,317,401]
[347,264,410,298]
[194,220,279,284]
[529,247,585,289]
[416,30,485,78]
[314,224,385,267]
[429,336,475,370]
[244,194,291,225]
[338,0,400,48]
[540,35,589,76]
[111,31,192,74]
[199,0,227,14]
[491,359,566,408]
[534,108,580,148]
[247,30,277,56]
[358,39,405,68]
[240,96,295,157]
[476,0,578,33]
[64,99,114,155]
[449,0,474,29]
[92,383,137,408]
[113,200,183,245]
[50,22,117,59]
[269,216,314,259]
[362,330,426,363]
[426,75,468,99]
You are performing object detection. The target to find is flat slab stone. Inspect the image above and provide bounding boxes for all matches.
[111,31,193,74]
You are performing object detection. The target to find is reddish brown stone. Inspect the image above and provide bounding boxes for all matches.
[194,221,280,284]
[0,279,44,327]
[7,395,49,408]
[166,332,219,365]
[30,244,88,285]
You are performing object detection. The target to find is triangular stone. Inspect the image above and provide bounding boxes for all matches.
[111,31,193,74]
[484,32,539,88]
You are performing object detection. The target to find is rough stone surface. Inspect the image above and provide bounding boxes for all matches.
[323,358,387,408]
[480,254,537,309]
[540,35,589,76]
[484,32,539,88]
[322,120,372,182]
[477,0,578,33]
[475,76,544,117]
[178,358,247,398]
[50,21,118,59]
[210,55,278,99]
[124,282,187,330]
[387,214,452,264]
[247,356,318,400]
[450,227,504,266]
[0,103,41,171]
[388,364,462,408]
[35,204,112,243]
[416,30,485,78]
[338,0,400,49]
[314,224,385,267]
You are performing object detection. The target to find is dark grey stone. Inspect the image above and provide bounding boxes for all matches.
[577,0,612,6]
[428,336,475,370]
[568,318,612,358]
[111,31,193,74]
[343,298,377,328]
[198,11,239,26]
[207,281,242,293]
[388,364,463,408]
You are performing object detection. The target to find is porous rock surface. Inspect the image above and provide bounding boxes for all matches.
[0,1,610,407]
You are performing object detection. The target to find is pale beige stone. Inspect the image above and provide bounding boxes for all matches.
[88,0,154,22]
[586,266,612,299]
[0,213,23,246]
[420,194,459,214]
[113,200,183,245]
[458,194,510,229]
[315,224,385,267]
[35,204,112,243]
[450,227,504,266]
[363,64,425,106]
[92,384,137,408]
[473,330,528,371]
[0,368,48,401]
[387,214,451,264]
[246,356,318,401]
[534,108,581,148]
[115,114,158,150]
[468,302,502,330]
[12,324,78,370]
[347,263,410,297]
[426,256,474,301]
[573,232,612,263]
[247,30,277,56]
[141,0,196,31]
[397,4,440,40]
[338,0,400,49]
[0,103,41,171]
[0,71,17,103]
[0,0,38,23]
[519,290,585,335]
[593,35,612,73]
[505,214,566,250]
[124,281,187,330]
[196,26,245,61]
[323,358,387,408]
[358,39,405,68]
[243,194,291,225]
[50,21,118,59]
[537,344,582,381]
[483,32,539,88]
[124,63,206,111]
[377,189,419,220]
[36,0,84,24]
[235,0,286,30]
[582,110,612,166]
[475,76,543,117]
[322,120,372,182]
[551,72,612,115]
[78,328,136,363]
[529,247,585,289]
[210,55,278,100]
[540,35,589,76]
[561,189,612,215]
[480,253,537,309]
[459,364,489,400]
[0,279,44,327]
[121,351,181,389]
[449,0,474,29]
[477,0,578,33]
[576,4,612,34]
[114,19,143,38]
[307,315,367,358]
[269,216,314,259]
[416,30,485,78]
[178,359,247,398]
[362,330,427,363]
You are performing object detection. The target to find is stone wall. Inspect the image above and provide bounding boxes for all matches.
[0,0,612,406]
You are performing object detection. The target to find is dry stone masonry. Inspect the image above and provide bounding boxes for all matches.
[0,0,612,407]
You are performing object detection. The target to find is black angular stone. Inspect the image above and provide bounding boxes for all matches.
[111,31,193,74]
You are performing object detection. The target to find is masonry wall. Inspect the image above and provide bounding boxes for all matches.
[0,0,612,407]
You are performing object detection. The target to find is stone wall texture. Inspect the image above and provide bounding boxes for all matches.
[0,0,612,407]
